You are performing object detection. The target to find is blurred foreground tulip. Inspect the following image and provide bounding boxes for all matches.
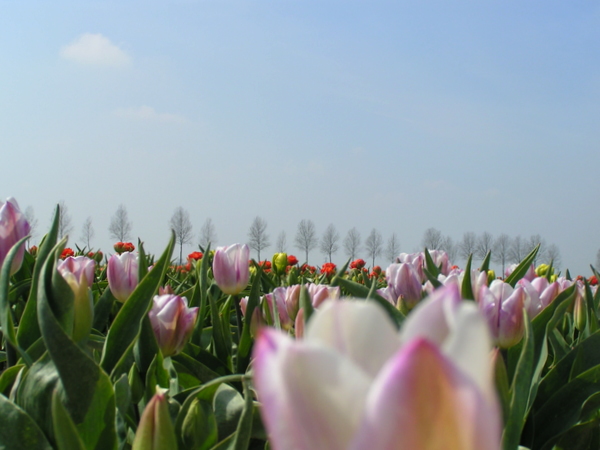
[0,197,30,275]
[107,251,139,302]
[132,388,177,450]
[148,294,198,357]
[213,243,250,295]
[253,285,501,450]
[57,256,96,341]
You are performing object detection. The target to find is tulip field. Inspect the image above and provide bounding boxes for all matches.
[2,198,600,450]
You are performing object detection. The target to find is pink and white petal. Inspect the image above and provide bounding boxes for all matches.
[253,328,371,450]
[441,302,497,402]
[400,284,462,346]
[304,300,400,377]
[351,339,501,450]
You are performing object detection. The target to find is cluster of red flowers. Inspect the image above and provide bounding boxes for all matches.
[300,263,316,274]
[87,250,104,263]
[589,275,598,286]
[257,260,272,273]
[60,248,74,259]
[187,251,203,261]
[287,255,299,266]
[350,259,366,270]
[370,266,382,278]
[320,262,337,277]
[114,242,135,253]
[173,263,192,274]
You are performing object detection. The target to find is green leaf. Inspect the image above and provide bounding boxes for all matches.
[35,244,117,449]
[230,379,254,450]
[145,353,169,403]
[505,245,539,287]
[0,364,24,396]
[480,250,492,272]
[461,254,474,300]
[502,310,534,450]
[192,244,211,346]
[236,267,262,374]
[424,248,440,277]
[17,205,60,353]
[92,287,116,333]
[0,236,32,366]
[332,276,403,328]
[101,232,174,376]
[177,397,218,450]
[0,393,52,449]
[299,282,314,324]
[52,390,86,450]
[208,288,231,369]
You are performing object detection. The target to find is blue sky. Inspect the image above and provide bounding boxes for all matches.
[2,1,599,274]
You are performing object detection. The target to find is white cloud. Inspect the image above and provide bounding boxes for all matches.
[60,33,131,67]
[113,106,187,124]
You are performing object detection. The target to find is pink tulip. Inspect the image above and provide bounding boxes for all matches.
[380,263,423,308]
[479,280,526,348]
[213,243,250,295]
[253,285,501,450]
[148,294,198,357]
[0,198,30,275]
[57,256,96,341]
[306,283,340,308]
[107,251,139,302]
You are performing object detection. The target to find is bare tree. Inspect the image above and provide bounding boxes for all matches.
[24,206,38,242]
[459,232,477,260]
[365,228,383,267]
[170,207,194,264]
[545,244,561,269]
[508,235,526,264]
[79,216,95,249]
[596,249,600,269]
[199,218,217,249]
[343,227,361,260]
[319,224,340,263]
[275,231,287,253]
[475,232,494,261]
[57,201,74,239]
[294,219,318,263]
[441,235,457,262]
[385,233,401,263]
[109,204,132,242]
[421,227,444,250]
[493,234,512,275]
[248,216,270,261]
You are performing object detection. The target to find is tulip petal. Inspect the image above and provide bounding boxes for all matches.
[305,300,400,378]
[253,328,372,450]
[351,339,501,450]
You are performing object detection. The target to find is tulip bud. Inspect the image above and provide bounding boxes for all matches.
[107,252,139,302]
[287,255,298,266]
[148,294,198,357]
[57,256,96,342]
[29,245,38,257]
[0,198,30,276]
[132,388,178,450]
[212,244,250,295]
[272,252,288,275]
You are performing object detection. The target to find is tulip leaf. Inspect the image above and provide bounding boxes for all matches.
[17,204,59,353]
[208,288,231,369]
[177,397,218,450]
[51,390,86,450]
[134,315,160,376]
[424,248,440,277]
[0,235,32,366]
[192,243,211,346]
[505,245,539,287]
[145,353,169,402]
[423,267,442,288]
[36,244,117,450]
[101,232,175,377]
[230,379,254,450]
[0,364,24,396]
[0,393,52,449]
[92,287,116,333]
[532,363,600,449]
[503,310,534,450]
[332,276,403,327]
[137,239,149,282]
[299,282,314,324]
[461,254,474,300]
[237,266,262,374]
[480,250,492,272]
[172,353,221,387]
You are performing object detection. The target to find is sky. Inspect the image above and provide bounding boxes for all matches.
[2,1,599,275]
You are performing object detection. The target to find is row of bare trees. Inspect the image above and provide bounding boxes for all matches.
[421,227,562,273]
[246,217,402,266]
